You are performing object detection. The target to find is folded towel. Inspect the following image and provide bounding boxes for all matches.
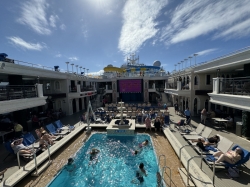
[206,155,217,162]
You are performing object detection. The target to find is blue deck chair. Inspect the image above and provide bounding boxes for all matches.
[205,145,250,169]
[46,123,68,136]
[164,116,170,125]
[54,120,74,132]
[225,145,250,168]
[137,116,142,124]
[3,141,15,161]
[22,132,37,146]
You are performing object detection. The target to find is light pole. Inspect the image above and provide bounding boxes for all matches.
[189,57,192,67]
[87,69,89,76]
[83,68,85,75]
[79,66,82,74]
[184,59,188,68]
[181,61,184,70]
[194,54,198,65]
[65,62,69,73]
[37,76,39,84]
[178,62,181,72]
[71,63,74,73]
[174,64,177,72]
[75,65,78,74]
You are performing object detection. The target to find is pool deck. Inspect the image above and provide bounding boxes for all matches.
[0,107,250,187]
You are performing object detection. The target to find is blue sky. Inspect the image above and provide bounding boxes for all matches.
[1,0,250,75]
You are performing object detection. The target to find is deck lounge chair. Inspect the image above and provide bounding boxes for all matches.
[183,127,212,140]
[181,123,205,135]
[54,120,75,132]
[164,115,170,125]
[46,123,68,136]
[22,132,40,148]
[204,145,250,168]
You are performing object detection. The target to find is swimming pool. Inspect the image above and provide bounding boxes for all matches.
[47,133,160,187]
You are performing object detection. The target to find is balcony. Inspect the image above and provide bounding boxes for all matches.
[0,85,37,101]
[164,81,190,96]
[68,85,97,99]
[208,77,250,111]
[218,77,250,96]
[0,84,47,114]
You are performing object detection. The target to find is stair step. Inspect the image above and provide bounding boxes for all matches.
[178,167,195,187]
[31,160,53,177]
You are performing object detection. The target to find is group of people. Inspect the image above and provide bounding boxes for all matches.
[145,117,165,132]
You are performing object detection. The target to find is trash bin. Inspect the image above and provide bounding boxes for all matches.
[236,122,242,136]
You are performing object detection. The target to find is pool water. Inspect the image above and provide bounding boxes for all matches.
[47,133,159,187]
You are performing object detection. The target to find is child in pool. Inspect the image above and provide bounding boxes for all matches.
[139,140,149,148]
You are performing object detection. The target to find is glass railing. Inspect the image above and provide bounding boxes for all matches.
[81,86,94,92]
[219,77,250,95]
[0,85,37,101]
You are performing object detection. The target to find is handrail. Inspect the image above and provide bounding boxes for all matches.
[17,151,21,169]
[162,166,172,187]
[179,145,192,166]
[186,155,208,186]
[158,154,171,187]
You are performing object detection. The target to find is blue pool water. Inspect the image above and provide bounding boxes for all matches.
[47,133,159,187]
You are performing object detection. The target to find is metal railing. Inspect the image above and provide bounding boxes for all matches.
[219,77,250,96]
[81,86,94,92]
[0,85,37,101]
[171,46,250,75]
[69,86,77,93]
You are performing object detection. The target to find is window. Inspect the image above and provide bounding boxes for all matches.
[46,82,50,90]
[194,76,198,85]
[55,81,60,90]
[206,75,211,85]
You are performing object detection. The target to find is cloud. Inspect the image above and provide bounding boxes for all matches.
[118,0,169,55]
[55,53,62,57]
[49,15,58,28]
[17,0,60,35]
[7,36,46,51]
[68,57,79,61]
[89,70,104,75]
[60,24,66,30]
[196,48,218,56]
[160,0,250,45]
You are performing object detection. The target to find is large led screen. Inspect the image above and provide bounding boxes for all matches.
[119,79,141,93]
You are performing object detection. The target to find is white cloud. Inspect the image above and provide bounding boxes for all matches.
[7,36,46,51]
[60,24,66,30]
[69,57,79,61]
[49,15,58,28]
[89,70,104,75]
[118,0,168,55]
[196,48,217,56]
[160,0,250,45]
[55,53,62,57]
[17,0,60,35]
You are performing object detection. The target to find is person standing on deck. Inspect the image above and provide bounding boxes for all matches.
[184,107,191,121]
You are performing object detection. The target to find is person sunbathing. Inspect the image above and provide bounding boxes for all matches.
[11,138,34,155]
[39,131,54,149]
[213,147,242,164]
[191,135,220,146]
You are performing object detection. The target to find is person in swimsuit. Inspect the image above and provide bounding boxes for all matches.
[131,163,147,184]
[11,138,34,154]
[65,158,76,172]
[139,140,148,148]
[213,147,242,164]
[89,148,100,165]
[191,135,220,146]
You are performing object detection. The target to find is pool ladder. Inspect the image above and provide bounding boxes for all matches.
[158,155,172,187]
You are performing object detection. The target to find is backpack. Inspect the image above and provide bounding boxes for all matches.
[228,167,240,178]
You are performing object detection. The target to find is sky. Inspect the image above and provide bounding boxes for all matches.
[1,0,250,75]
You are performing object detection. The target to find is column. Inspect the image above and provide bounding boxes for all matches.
[36,84,44,97]
[76,98,79,112]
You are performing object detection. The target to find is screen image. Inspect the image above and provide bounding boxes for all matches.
[119,79,141,93]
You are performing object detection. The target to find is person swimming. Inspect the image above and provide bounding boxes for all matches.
[139,140,149,148]
[65,158,76,172]
[89,148,100,166]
